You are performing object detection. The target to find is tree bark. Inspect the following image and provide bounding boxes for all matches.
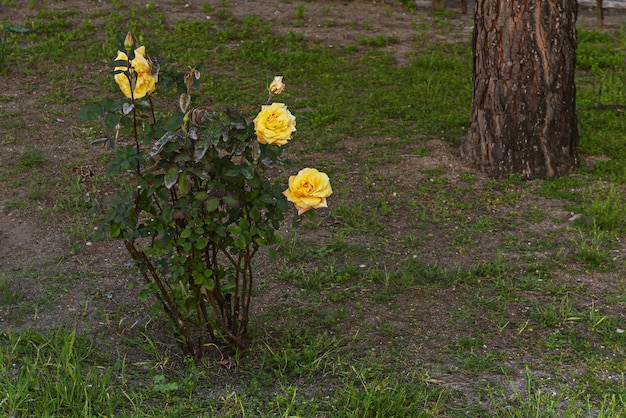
[596,0,604,26]
[461,0,579,179]
[432,0,447,11]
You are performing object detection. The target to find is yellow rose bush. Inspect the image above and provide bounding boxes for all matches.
[79,32,332,359]
[283,168,333,215]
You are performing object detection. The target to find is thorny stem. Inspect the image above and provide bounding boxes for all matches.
[205,288,233,344]
[211,246,225,308]
[126,66,142,212]
[232,252,242,334]
[198,286,215,342]
[193,280,205,357]
[124,240,197,357]
[243,247,254,326]
[148,95,157,127]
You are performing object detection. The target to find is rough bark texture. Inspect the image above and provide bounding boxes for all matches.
[461,0,579,179]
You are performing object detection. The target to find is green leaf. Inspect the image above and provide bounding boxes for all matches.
[110,223,121,238]
[104,112,120,130]
[227,224,241,235]
[194,138,210,162]
[174,153,191,164]
[180,228,192,239]
[259,194,276,204]
[249,206,261,222]
[195,191,209,201]
[78,103,104,120]
[224,167,240,177]
[100,97,115,112]
[240,164,255,180]
[234,234,247,250]
[203,279,215,291]
[251,139,261,161]
[205,197,220,211]
[178,172,190,194]
[160,113,184,131]
[208,124,222,145]
[195,237,209,250]
[164,165,180,190]
[292,213,304,228]
[109,59,130,68]
[119,115,133,129]
[109,99,127,113]
[193,274,205,285]
[222,194,239,208]
[139,288,151,303]
[238,218,250,230]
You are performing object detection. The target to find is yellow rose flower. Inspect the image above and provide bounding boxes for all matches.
[253,102,296,146]
[114,46,158,99]
[283,168,333,215]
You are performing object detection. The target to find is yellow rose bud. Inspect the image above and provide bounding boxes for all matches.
[269,76,285,95]
[283,168,333,215]
[253,102,296,146]
[123,31,134,51]
[114,46,158,99]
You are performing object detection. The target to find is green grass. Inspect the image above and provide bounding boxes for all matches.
[0,2,625,416]
[575,27,626,183]
[0,328,125,416]
[16,148,46,169]
[0,23,10,75]
[0,274,23,306]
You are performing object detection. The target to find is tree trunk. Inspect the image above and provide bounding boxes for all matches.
[461,0,579,179]
[432,0,447,11]
[596,0,604,26]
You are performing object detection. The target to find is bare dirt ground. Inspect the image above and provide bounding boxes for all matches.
[1,0,625,376]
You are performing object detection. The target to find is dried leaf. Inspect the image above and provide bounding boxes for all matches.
[150,131,175,157]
